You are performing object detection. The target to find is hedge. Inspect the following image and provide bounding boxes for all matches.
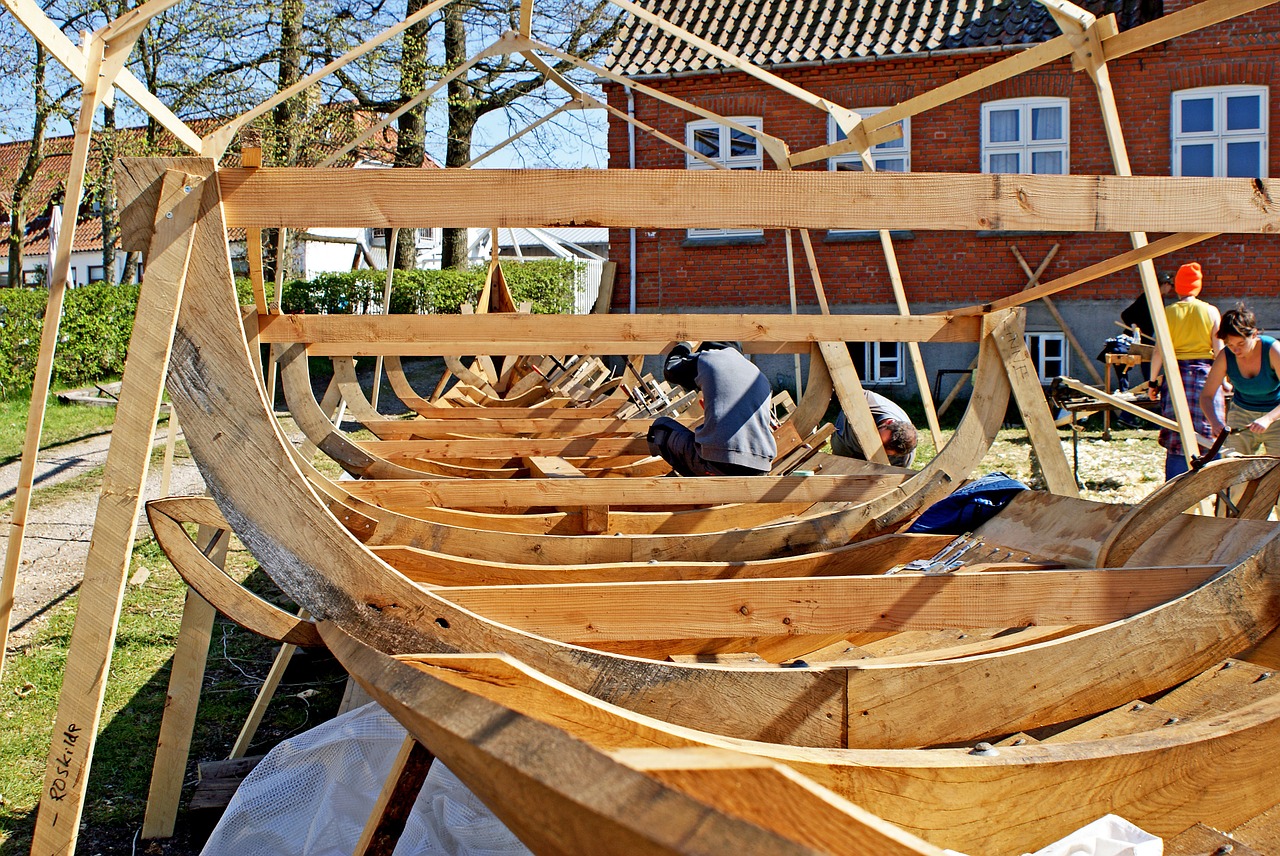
[277,259,580,316]
[0,259,581,398]
[0,283,140,398]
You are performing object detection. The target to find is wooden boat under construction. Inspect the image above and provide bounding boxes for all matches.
[20,0,1280,846]
[140,161,1280,762]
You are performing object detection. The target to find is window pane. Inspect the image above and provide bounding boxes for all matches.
[1030,106,1062,141]
[1226,141,1262,177]
[832,123,848,143]
[693,127,720,158]
[1227,94,1262,131]
[1031,150,1063,174]
[874,122,905,150]
[834,159,864,171]
[1180,98,1214,133]
[1180,143,1215,176]
[988,109,1020,142]
[729,128,757,158]
[989,152,1020,173]
[876,157,907,172]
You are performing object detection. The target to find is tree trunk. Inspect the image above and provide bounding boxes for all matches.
[100,104,119,286]
[264,0,304,283]
[8,45,50,288]
[122,251,139,285]
[440,1,475,270]
[393,0,431,271]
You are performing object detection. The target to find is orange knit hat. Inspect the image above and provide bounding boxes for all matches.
[1174,262,1203,297]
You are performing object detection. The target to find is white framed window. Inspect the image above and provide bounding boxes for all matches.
[828,110,910,173]
[1172,86,1268,178]
[851,341,905,385]
[87,265,105,283]
[416,227,435,248]
[1025,332,1068,382]
[981,97,1069,175]
[828,110,909,237]
[371,228,389,247]
[685,117,763,239]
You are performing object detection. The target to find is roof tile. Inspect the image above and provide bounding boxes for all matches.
[606,0,1154,75]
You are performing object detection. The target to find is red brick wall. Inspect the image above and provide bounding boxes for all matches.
[604,8,1280,311]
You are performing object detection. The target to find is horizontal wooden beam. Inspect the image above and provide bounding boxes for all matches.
[117,160,1280,238]
[340,472,909,508]
[213,169,1280,232]
[439,565,1222,639]
[359,416,670,438]
[256,314,984,354]
[359,438,654,458]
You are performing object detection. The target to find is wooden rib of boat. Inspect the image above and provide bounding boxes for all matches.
[157,168,1280,755]
[378,355,634,417]
[278,343,672,480]
[319,621,1280,855]
[273,327,988,547]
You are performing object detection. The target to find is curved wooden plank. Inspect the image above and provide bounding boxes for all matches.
[146,497,324,647]
[320,627,1280,856]
[319,623,941,856]
[275,343,521,479]
[1097,456,1280,568]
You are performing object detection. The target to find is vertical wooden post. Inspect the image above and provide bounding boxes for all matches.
[370,228,398,412]
[0,24,132,677]
[354,736,435,856]
[783,231,803,402]
[227,610,311,760]
[241,144,269,314]
[140,526,226,840]
[32,166,209,855]
[158,408,180,498]
[1063,9,1201,468]
[990,312,1079,496]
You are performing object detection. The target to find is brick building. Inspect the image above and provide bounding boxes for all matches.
[600,0,1278,393]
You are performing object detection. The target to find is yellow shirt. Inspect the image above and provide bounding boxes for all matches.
[1165,298,1216,360]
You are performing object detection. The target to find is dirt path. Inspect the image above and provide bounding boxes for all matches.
[0,426,206,647]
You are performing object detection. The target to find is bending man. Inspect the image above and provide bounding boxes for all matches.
[831,390,918,467]
[646,341,776,476]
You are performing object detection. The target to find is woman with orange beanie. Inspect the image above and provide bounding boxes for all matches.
[1147,262,1225,479]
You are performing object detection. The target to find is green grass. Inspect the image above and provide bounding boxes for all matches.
[0,535,346,854]
[0,391,122,464]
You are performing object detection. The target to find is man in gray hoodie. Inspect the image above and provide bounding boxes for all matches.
[646,341,776,476]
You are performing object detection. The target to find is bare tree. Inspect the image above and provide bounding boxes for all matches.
[7,44,74,289]
[438,0,620,268]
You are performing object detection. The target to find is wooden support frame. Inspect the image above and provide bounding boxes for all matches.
[254,312,985,355]
[140,526,226,840]
[32,167,209,855]
[1011,246,1104,387]
[989,311,1078,496]
[0,11,176,677]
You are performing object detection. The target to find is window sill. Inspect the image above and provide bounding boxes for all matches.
[681,234,767,248]
[824,230,914,243]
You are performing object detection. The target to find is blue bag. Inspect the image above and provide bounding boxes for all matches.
[906,472,1029,535]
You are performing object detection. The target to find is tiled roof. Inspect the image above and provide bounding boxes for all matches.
[606,0,1154,77]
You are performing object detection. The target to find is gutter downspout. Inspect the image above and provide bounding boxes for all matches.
[627,86,637,315]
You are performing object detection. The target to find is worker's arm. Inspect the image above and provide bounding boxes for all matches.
[1200,351,1230,437]
[1147,348,1164,400]
[1243,341,1280,434]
